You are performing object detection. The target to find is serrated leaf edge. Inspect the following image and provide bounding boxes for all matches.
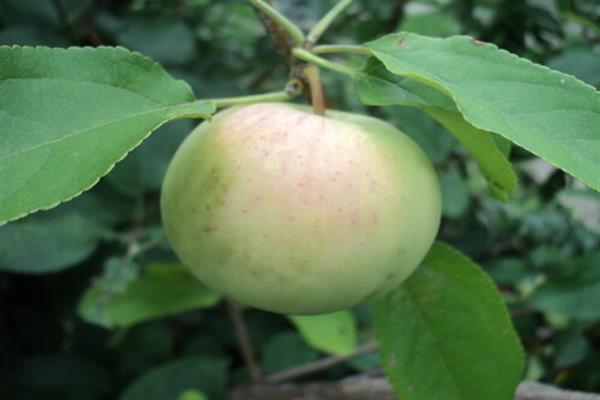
[363,33,600,191]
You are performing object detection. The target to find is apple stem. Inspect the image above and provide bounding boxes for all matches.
[226,300,263,382]
[306,0,355,47]
[303,65,326,116]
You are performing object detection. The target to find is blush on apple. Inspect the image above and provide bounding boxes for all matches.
[161,103,441,314]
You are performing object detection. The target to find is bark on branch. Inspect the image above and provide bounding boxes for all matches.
[229,376,600,400]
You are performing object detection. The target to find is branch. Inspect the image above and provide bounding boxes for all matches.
[226,300,263,382]
[248,0,304,47]
[250,0,293,60]
[515,381,600,400]
[266,341,378,383]
[229,377,600,400]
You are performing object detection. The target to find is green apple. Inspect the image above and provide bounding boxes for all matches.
[161,103,441,315]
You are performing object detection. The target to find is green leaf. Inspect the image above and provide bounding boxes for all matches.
[363,33,600,191]
[383,107,455,164]
[0,211,102,273]
[79,263,221,328]
[289,310,357,355]
[178,390,209,400]
[376,242,525,400]
[554,330,589,368]
[120,357,227,400]
[356,58,517,199]
[6,356,111,400]
[116,321,174,380]
[116,16,196,66]
[485,258,529,285]
[78,257,141,328]
[260,332,319,374]
[400,12,461,38]
[547,47,600,87]
[429,108,517,200]
[0,46,216,224]
[439,171,470,218]
[528,251,600,320]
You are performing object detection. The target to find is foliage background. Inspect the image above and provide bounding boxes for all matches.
[0,0,598,399]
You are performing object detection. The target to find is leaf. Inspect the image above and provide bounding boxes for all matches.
[120,357,228,400]
[428,108,517,200]
[0,46,216,224]
[0,187,119,274]
[178,390,209,400]
[546,47,600,86]
[554,330,589,368]
[289,310,357,355]
[528,251,600,320]
[376,242,525,400]
[363,33,600,191]
[439,171,470,218]
[356,58,517,199]
[260,332,319,374]
[79,263,221,328]
[6,355,111,400]
[382,107,455,164]
[485,258,529,285]
[116,322,174,380]
[400,12,461,38]
[0,211,102,273]
[78,257,141,328]
[116,16,196,66]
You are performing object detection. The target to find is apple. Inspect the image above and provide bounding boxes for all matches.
[161,103,441,314]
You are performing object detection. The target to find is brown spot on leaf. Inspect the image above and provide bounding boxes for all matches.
[471,39,486,46]
[396,37,406,48]
[204,225,218,233]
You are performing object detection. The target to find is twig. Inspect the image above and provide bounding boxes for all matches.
[265,341,378,383]
[226,300,263,382]
[230,376,600,400]
[251,0,293,60]
[515,381,600,400]
[248,0,305,46]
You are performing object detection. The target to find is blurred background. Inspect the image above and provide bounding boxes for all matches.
[0,0,599,399]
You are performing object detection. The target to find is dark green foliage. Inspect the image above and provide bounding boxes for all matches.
[0,0,598,398]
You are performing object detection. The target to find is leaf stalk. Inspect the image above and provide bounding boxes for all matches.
[291,48,358,77]
[306,0,354,46]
